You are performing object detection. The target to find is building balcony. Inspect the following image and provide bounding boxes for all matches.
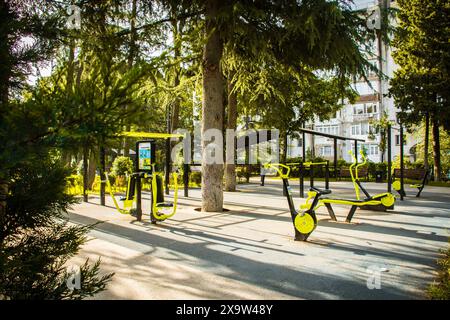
[355,94,380,103]
[352,113,379,122]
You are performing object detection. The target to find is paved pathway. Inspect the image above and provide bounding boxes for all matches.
[67,179,450,299]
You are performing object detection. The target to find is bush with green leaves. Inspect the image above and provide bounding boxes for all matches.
[0,157,114,299]
[111,156,134,177]
[428,243,450,300]
[190,171,202,186]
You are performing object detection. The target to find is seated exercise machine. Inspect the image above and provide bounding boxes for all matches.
[264,163,331,241]
[105,139,179,223]
[301,150,395,223]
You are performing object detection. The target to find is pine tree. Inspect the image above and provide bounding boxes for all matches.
[172,0,379,211]
[389,0,450,181]
[0,0,113,299]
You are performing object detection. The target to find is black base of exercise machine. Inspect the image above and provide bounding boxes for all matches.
[324,200,386,223]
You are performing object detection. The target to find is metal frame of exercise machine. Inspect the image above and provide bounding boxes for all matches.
[349,150,396,208]
[102,132,183,223]
[301,150,396,223]
[264,163,331,241]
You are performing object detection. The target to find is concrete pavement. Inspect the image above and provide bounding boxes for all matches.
[67,179,450,299]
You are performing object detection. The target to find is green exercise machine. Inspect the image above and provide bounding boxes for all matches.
[264,163,331,241]
[301,150,395,223]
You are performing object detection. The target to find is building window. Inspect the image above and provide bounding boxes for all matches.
[316,125,338,135]
[369,144,379,155]
[353,104,378,115]
[361,123,369,135]
[320,146,332,156]
[352,124,362,135]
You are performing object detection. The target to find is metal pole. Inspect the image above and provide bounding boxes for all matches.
[300,162,304,198]
[400,124,405,200]
[354,141,358,164]
[302,130,306,161]
[136,174,142,221]
[165,138,170,195]
[387,124,392,193]
[83,144,88,203]
[334,138,338,179]
[100,145,106,206]
[325,161,329,190]
[183,163,189,197]
[165,103,171,195]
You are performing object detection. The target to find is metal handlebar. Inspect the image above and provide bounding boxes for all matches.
[264,163,291,179]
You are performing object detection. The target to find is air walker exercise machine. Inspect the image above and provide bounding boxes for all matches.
[105,140,179,223]
[349,150,396,208]
[264,163,331,241]
[301,150,395,223]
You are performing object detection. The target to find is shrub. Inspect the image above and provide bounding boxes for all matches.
[190,171,202,185]
[111,156,134,177]
[428,243,450,300]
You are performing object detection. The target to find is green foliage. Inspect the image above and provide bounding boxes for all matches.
[189,171,202,186]
[0,156,113,299]
[337,159,350,168]
[428,242,450,300]
[389,0,450,130]
[369,112,392,158]
[111,156,134,177]
[415,124,450,175]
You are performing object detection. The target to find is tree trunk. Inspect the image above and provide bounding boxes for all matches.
[100,145,106,206]
[423,112,430,171]
[0,178,8,224]
[431,114,442,181]
[201,0,224,212]
[224,75,237,191]
[83,145,89,202]
[87,148,97,189]
[67,38,75,93]
[0,2,12,220]
[281,131,288,164]
[123,0,137,158]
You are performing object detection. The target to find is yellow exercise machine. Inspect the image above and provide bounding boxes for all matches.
[105,132,183,223]
[301,150,395,223]
[264,163,331,241]
[105,171,138,215]
[349,150,396,206]
[150,164,179,222]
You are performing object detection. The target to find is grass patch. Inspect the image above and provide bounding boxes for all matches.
[428,242,450,300]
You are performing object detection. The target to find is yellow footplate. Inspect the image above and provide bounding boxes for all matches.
[294,213,316,234]
[381,193,395,207]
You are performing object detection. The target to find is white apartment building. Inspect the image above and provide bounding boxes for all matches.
[287,0,417,164]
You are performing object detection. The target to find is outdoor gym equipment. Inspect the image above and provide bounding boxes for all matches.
[105,171,139,215]
[264,163,331,241]
[296,161,330,198]
[301,151,395,223]
[391,167,430,198]
[349,150,396,208]
[151,164,179,222]
[104,135,181,223]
